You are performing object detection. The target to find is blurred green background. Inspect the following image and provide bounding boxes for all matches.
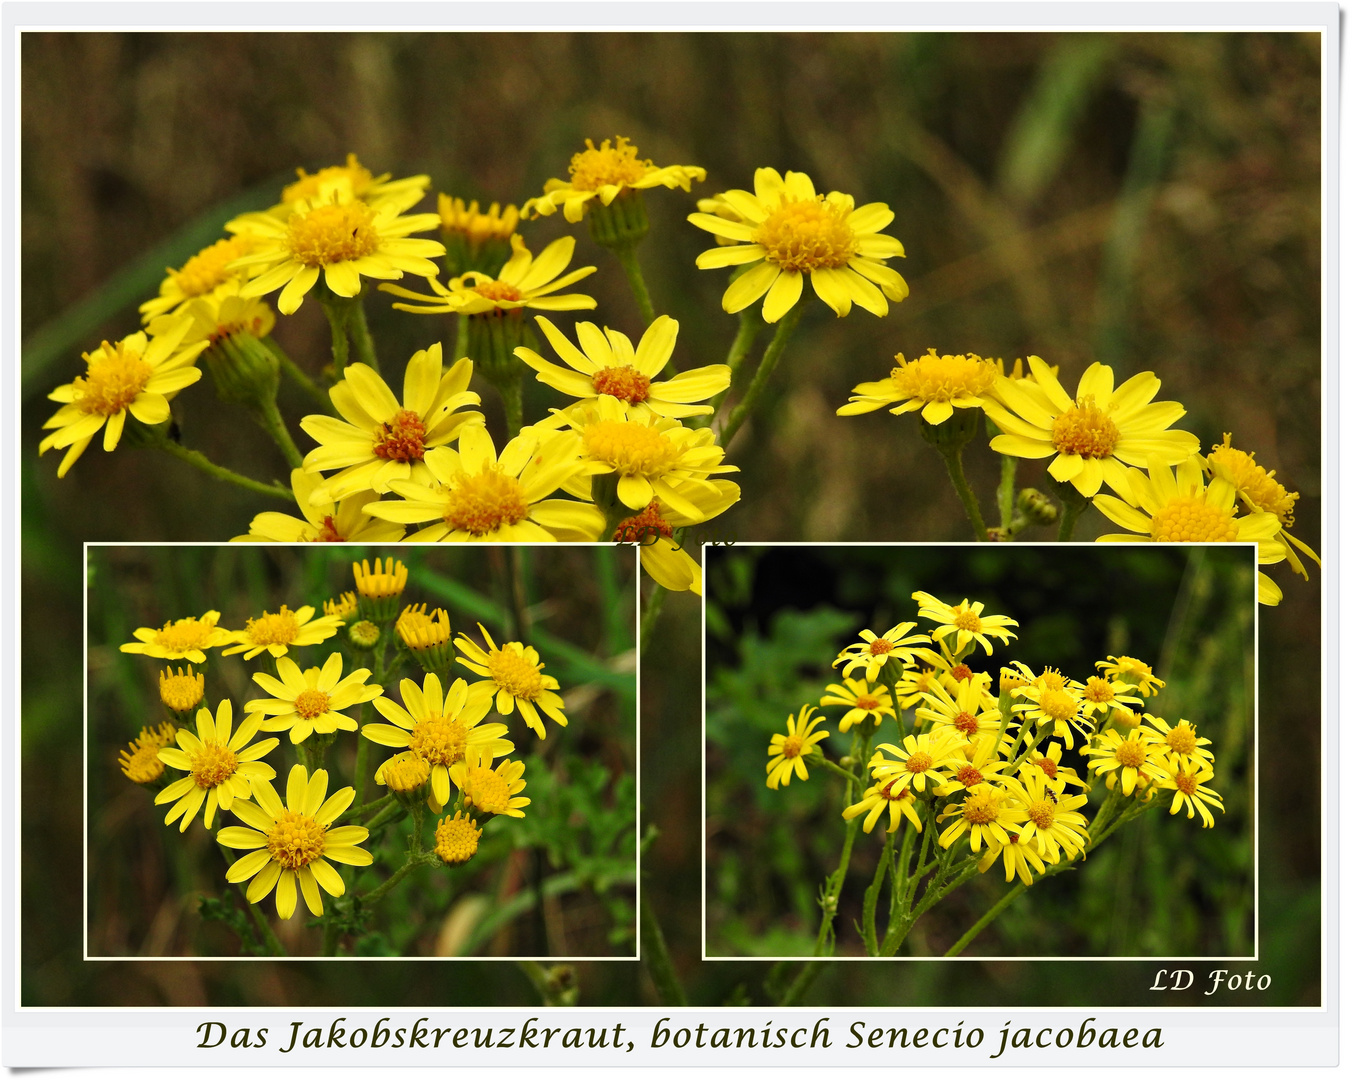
[706,545,1253,960]
[21,32,1320,1005]
[87,545,636,962]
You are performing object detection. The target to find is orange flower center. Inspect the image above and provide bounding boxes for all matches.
[780,734,804,759]
[73,341,153,416]
[473,281,524,303]
[613,501,674,544]
[265,809,327,870]
[952,711,979,736]
[1165,725,1199,755]
[190,743,239,788]
[905,751,933,774]
[755,197,858,273]
[294,688,331,721]
[582,420,679,476]
[1114,740,1148,768]
[1027,799,1057,830]
[443,468,531,536]
[856,696,880,711]
[316,515,345,543]
[592,365,652,405]
[1174,772,1199,796]
[408,715,470,768]
[286,200,381,267]
[1051,397,1120,459]
[372,409,427,463]
[962,788,1002,825]
[1036,756,1059,778]
[954,764,984,788]
[868,638,894,657]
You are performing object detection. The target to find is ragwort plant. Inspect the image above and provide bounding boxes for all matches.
[766,589,1224,958]
[107,553,635,957]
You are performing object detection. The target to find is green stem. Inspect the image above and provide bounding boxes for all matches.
[506,547,532,640]
[253,396,304,469]
[640,897,687,1005]
[319,294,351,377]
[353,710,369,809]
[814,816,859,956]
[718,301,807,449]
[862,831,894,956]
[701,307,761,428]
[612,244,657,329]
[157,441,292,501]
[945,881,1028,957]
[779,960,824,1005]
[494,374,524,437]
[364,800,405,835]
[938,444,988,541]
[518,961,578,1007]
[453,313,470,364]
[639,583,669,653]
[341,791,393,823]
[998,455,1017,533]
[244,895,285,957]
[347,295,379,373]
[817,756,864,796]
[360,852,435,909]
[1058,498,1086,541]
[266,338,334,413]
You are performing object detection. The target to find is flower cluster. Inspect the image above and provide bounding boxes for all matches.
[767,591,1225,901]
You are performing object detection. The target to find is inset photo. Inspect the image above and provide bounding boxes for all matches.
[87,544,637,959]
[703,544,1254,960]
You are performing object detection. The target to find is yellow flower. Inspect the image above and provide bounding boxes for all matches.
[222,604,343,661]
[277,154,430,211]
[938,783,1024,854]
[838,350,999,425]
[914,679,1004,745]
[147,278,276,345]
[525,136,706,223]
[912,590,1019,656]
[381,234,597,316]
[120,610,232,664]
[118,722,179,785]
[1012,677,1089,746]
[1081,729,1162,795]
[396,604,452,651]
[218,764,373,920]
[138,235,262,323]
[1078,673,1142,719]
[985,357,1200,498]
[610,479,741,596]
[298,346,483,504]
[1095,655,1165,698]
[434,811,483,865]
[455,623,569,740]
[1141,714,1214,768]
[154,700,279,832]
[1017,740,1088,793]
[232,468,407,543]
[517,315,730,420]
[366,425,601,543]
[1092,459,1287,605]
[1208,433,1320,581]
[843,778,923,835]
[245,652,383,744]
[450,747,531,818]
[819,677,896,732]
[353,557,407,600]
[1008,772,1090,863]
[1144,753,1224,827]
[376,751,431,796]
[40,320,208,478]
[868,731,967,795]
[689,167,907,322]
[158,666,205,715]
[765,705,829,790]
[834,621,931,682]
[362,673,511,810]
[977,837,1048,887]
[227,189,444,314]
[438,195,519,246]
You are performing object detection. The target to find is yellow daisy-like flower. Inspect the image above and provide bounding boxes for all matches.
[765,705,830,790]
[984,357,1200,498]
[158,666,205,715]
[299,346,483,504]
[325,592,358,620]
[222,604,343,661]
[819,677,896,733]
[1208,433,1320,580]
[1081,729,1161,795]
[366,424,600,543]
[396,604,452,651]
[1012,677,1091,746]
[1144,753,1225,827]
[935,737,1011,797]
[120,609,232,665]
[914,679,1004,745]
[138,235,261,323]
[1093,459,1288,606]
[894,666,942,710]
[939,783,1025,854]
[353,557,407,600]
[381,234,597,316]
[154,700,279,832]
[1008,772,1090,863]
[375,751,431,796]
[455,623,569,740]
[39,320,208,478]
[689,167,907,322]
[1078,673,1143,720]
[227,189,444,315]
[232,468,407,543]
[244,652,383,745]
[560,396,738,520]
[834,621,931,682]
[842,777,924,835]
[362,674,511,810]
[147,279,277,347]
[1018,740,1089,793]
[434,811,483,865]
[525,136,706,224]
[1141,714,1214,768]
[1095,655,1166,698]
[118,721,179,785]
[977,836,1049,887]
[450,747,531,818]
[912,591,1019,656]
[838,350,1000,425]
[439,195,519,246]
[517,315,730,420]
[218,764,373,920]
[278,154,430,211]
[610,478,741,596]
[868,730,967,795]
